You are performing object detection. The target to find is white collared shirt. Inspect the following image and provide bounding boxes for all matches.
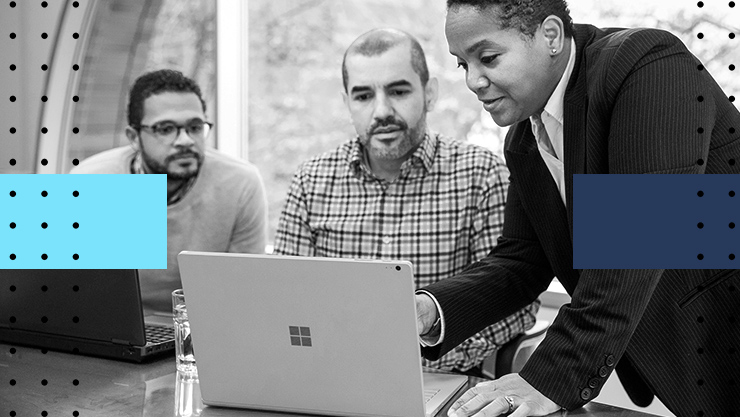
[529,38,576,207]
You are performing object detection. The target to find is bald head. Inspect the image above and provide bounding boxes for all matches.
[342,28,429,92]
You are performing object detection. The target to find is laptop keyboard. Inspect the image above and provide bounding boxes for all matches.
[145,324,174,343]
[424,388,440,404]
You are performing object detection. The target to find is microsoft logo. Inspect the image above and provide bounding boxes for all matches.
[289,326,312,347]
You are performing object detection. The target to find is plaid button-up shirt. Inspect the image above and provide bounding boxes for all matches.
[274,133,539,371]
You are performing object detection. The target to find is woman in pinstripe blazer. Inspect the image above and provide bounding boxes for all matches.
[414,0,740,415]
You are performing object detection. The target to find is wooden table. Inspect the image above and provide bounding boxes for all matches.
[0,343,660,416]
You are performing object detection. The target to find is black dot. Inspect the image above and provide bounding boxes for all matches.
[73,1,79,7]
[730,222,736,229]
[697,127,704,134]
[73,412,79,417]
[9,347,16,354]
[41,159,48,166]
[9,254,16,260]
[730,347,737,354]
[697,159,704,166]
[697,64,704,71]
[697,315,704,322]
[730,316,737,323]
[697,347,704,354]
[41,254,48,260]
[41,63,48,70]
[10,412,16,417]
[11,158,17,165]
[41,127,47,134]
[697,222,704,229]
[9,96,16,102]
[731,127,737,134]
[730,379,736,386]
[730,285,737,292]
[72,32,79,39]
[9,316,15,323]
[731,96,737,102]
[41,95,47,102]
[730,254,736,260]
[9,222,15,229]
[697,96,704,102]
[731,65,736,71]
[41,316,47,323]
[9,127,16,134]
[72,253,79,261]
[9,285,15,291]
[9,379,16,386]
[697,379,704,386]
[41,190,48,197]
[42,412,47,417]
[41,32,47,39]
[41,1,47,6]
[72,347,79,354]
[72,316,79,323]
[41,379,47,386]
[731,191,736,197]
[73,190,79,197]
[697,254,704,260]
[9,64,16,71]
[41,222,47,229]
[41,349,47,354]
[731,33,736,39]
[10,1,16,7]
[732,1,736,6]
[73,379,79,386]
[73,158,79,166]
[730,159,736,166]
[73,222,79,229]
[72,127,79,134]
[697,33,704,39]
[73,285,79,291]
[41,285,47,292]
[9,32,16,39]
[72,95,79,102]
[697,411,704,417]
[72,64,79,71]
[697,190,704,197]
[9,190,15,197]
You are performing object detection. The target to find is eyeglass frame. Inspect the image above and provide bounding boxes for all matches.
[134,120,214,143]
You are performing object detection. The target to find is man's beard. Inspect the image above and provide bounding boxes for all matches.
[359,114,427,161]
[140,142,203,180]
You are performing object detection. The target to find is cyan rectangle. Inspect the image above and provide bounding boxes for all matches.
[0,174,166,268]
[573,174,739,269]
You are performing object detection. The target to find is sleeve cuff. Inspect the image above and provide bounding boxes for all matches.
[416,289,446,347]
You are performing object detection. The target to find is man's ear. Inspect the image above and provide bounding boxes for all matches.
[540,15,565,55]
[125,126,141,152]
[424,77,439,112]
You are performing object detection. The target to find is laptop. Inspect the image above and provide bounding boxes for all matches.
[0,269,175,362]
[177,251,469,417]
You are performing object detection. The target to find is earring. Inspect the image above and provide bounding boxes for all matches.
[551,48,557,54]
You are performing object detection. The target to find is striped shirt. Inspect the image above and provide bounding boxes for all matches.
[274,132,539,371]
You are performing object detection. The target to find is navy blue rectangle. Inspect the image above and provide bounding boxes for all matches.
[573,174,739,269]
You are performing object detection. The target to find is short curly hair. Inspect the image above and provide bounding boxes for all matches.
[447,0,573,39]
[127,69,206,127]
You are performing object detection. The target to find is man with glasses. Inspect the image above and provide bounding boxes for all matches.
[72,69,267,314]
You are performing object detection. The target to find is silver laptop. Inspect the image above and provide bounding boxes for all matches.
[177,251,468,417]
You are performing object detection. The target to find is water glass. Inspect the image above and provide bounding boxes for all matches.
[172,289,197,375]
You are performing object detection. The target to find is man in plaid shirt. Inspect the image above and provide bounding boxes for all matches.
[274,28,539,375]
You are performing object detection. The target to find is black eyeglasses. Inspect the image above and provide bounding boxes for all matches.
[137,120,214,143]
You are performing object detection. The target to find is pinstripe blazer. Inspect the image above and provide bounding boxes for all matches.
[421,24,740,414]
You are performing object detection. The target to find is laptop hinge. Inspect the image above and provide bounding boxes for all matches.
[111,338,133,346]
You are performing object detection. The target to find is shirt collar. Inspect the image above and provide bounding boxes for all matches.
[541,38,576,125]
[348,132,437,180]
